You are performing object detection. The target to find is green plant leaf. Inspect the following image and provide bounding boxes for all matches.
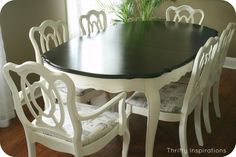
[97,0,167,23]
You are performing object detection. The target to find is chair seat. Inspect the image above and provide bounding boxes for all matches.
[126,82,188,113]
[56,80,109,104]
[33,103,118,146]
[55,80,94,96]
[177,72,191,84]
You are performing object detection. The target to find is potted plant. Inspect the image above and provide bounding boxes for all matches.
[97,0,166,23]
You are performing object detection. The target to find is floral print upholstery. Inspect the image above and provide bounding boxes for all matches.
[126,82,188,113]
[77,104,118,145]
[177,72,191,84]
[34,103,118,146]
[55,80,93,97]
[55,81,109,104]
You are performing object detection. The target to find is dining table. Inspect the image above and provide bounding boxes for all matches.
[42,20,218,157]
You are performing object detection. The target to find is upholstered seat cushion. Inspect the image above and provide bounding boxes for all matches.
[55,81,109,104]
[55,80,94,97]
[33,103,118,146]
[177,72,191,84]
[126,82,188,113]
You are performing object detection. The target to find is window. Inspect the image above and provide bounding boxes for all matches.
[66,0,120,38]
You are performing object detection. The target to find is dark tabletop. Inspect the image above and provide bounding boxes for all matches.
[42,21,218,79]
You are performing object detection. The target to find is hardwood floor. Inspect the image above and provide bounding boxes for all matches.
[0,68,235,157]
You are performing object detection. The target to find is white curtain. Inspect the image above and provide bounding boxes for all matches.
[0,0,15,128]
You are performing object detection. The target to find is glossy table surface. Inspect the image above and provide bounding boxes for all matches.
[42,20,217,79]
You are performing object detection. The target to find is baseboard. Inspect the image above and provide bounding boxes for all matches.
[224,57,236,70]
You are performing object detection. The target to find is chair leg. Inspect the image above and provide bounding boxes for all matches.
[125,104,132,119]
[213,81,221,118]
[122,128,130,157]
[203,88,212,133]
[125,104,132,130]
[194,102,203,146]
[26,139,36,157]
[74,154,83,157]
[73,142,83,157]
[179,116,189,157]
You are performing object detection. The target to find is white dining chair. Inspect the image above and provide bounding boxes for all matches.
[126,37,219,157]
[79,10,107,36]
[29,20,68,64]
[202,22,236,133]
[166,5,204,85]
[29,19,103,103]
[166,5,205,25]
[3,61,130,157]
[79,10,113,104]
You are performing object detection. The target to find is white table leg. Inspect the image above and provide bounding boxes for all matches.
[145,84,160,157]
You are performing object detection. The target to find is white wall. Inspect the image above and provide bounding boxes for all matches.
[0,0,67,63]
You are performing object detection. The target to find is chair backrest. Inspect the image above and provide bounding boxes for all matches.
[214,22,235,73]
[29,20,69,64]
[166,5,205,25]
[182,37,219,114]
[79,10,107,36]
[3,61,80,142]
